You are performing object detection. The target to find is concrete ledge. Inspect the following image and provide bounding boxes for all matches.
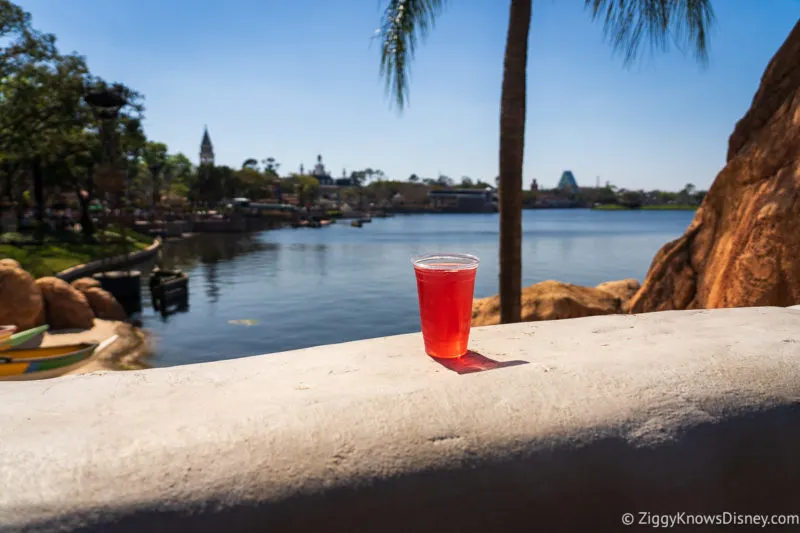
[1,307,799,532]
[56,238,161,282]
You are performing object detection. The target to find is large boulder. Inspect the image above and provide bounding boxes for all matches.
[83,287,126,321]
[0,266,44,330]
[629,20,800,313]
[71,277,101,292]
[35,277,94,330]
[472,280,622,327]
[0,258,21,269]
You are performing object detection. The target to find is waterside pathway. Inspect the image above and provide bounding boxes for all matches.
[139,209,694,366]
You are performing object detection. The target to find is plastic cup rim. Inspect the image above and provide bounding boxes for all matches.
[411,252,480,271]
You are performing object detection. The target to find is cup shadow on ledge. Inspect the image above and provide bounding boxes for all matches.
[431,350,528,375]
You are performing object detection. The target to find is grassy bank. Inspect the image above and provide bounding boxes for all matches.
[0,229,153,278]
[592,204,698,211]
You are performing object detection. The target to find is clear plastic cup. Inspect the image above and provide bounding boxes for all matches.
[412,253,480,358]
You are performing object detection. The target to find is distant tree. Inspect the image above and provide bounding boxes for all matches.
[349,169,367,186]
[192,165,232,205]
[166,153,194,187]
[437,174,454,187]
[235,167,271,199]
[362,167,375,184]
[460,176,474,188]
[678,182,697,205]
[242,158,259,170]
[283,174,320,205]
[693,190,707,204]
[621,189,644,208]
[142,141,168,208]
[408,173,419,183]
[263,157,280,177]
[522,190,537,207]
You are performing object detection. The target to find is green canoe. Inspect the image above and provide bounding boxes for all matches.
[1,325,50,351]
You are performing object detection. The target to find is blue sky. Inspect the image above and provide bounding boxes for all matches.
[19,0,800,190]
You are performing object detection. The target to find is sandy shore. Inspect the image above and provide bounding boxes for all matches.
[41,319,153,374]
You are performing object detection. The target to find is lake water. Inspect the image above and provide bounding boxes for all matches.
[140,210,693,366]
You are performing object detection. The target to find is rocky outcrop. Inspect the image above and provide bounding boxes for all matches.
[35,277,95,330]
[472,280,624,327]
[0,266,44,330]
[83,288,126,321]
[629,20,800,313]
[71,277,101,292]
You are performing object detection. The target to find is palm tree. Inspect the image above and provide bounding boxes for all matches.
[379,0,713,323]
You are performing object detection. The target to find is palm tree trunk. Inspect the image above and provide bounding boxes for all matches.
[498,0,532,324]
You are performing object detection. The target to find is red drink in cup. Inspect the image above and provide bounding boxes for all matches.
[412,253,479,358]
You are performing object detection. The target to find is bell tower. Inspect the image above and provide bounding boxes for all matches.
[200,126,214,166]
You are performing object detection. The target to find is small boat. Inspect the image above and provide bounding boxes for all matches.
[351,220,363,228]
[150,268,189,313]
[0,342,97,380]
[359,216,372,223]
[0,334,118,381]
[2,325,49,351]
[150,268,188,292]
[0,326,16,350]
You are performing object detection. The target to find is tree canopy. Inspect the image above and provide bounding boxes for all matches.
[0,0,287,232]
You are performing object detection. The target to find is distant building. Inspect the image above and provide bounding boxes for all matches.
[200,126,214,166]
[428,188,497,213]
[307,154,361,202]
[557,171,578,193]
[530,179,538,191]
[310,154,333,185]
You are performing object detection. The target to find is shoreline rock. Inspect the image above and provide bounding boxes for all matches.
[472,279,640,327]
[0,265,43,330]
[35,277,95,330]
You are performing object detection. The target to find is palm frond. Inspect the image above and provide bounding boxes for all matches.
[585,0,714,65]
[379,0,446,110]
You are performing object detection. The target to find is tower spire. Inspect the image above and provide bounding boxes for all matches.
[200,126,214,166]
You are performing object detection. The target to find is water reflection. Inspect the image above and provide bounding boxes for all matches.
[159,233,274,269]
[136,211,695,367]
[204,263,220,304]
[138,233,277,319]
